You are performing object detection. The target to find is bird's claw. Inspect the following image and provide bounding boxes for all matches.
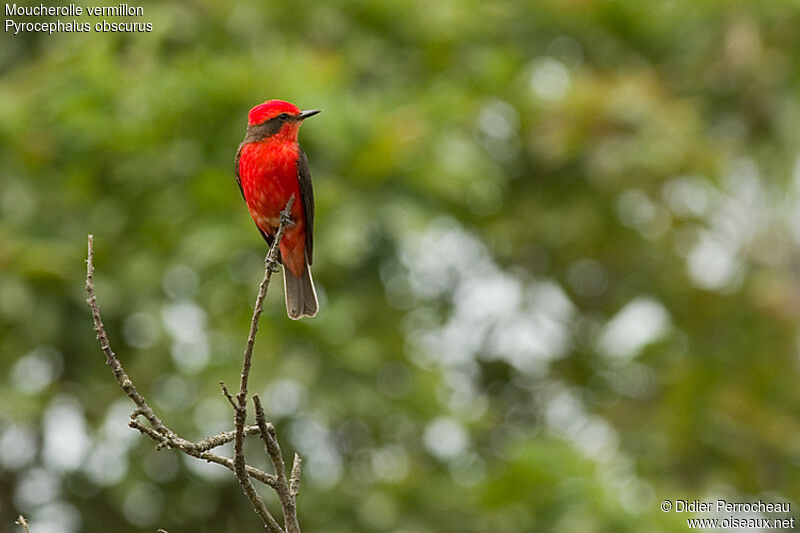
[279,210,295,228]
[278,194,297,228]
[265,258,280,273]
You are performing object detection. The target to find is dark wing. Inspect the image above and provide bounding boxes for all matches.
[236,141,275,248]
[297,145,314,264]
[234,142,246,200]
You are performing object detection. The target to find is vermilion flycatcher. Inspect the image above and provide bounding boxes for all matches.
[235,100,320,319]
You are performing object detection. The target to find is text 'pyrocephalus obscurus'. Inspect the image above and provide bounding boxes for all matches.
[235,100,319,319]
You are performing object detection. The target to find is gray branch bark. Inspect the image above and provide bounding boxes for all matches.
[16,516,30,533]
[85,197,301,531]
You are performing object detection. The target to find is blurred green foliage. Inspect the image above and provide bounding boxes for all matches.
[2,0,800,531]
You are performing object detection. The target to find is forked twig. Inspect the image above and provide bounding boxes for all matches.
[86,196,301,531]
[15,516,30,533]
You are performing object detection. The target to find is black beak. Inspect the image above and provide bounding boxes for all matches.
[297,109,321,120]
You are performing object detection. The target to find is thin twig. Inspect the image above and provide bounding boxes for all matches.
[289,454,302,499]
[255,395,301,533]
[220,381,238,409]
[193,425,260,452]
[230,195,296,533]
[232,400,283,533]
[16,516,30,533]
[86,236,170,436]
[237,194,295,404]
[85,195,301,531]
[128,416,278,487]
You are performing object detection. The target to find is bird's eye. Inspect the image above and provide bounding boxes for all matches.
[278,113,290,121]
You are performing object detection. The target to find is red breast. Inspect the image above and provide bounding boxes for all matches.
[239,139,308,278]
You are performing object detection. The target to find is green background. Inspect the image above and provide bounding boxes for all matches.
[2,1,800,531]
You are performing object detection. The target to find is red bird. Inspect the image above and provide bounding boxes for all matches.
[235,100,320,319]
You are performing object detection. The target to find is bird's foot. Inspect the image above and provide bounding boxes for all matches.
[265,257,280,273]
[279,210,295,229]
[279,194,297,228]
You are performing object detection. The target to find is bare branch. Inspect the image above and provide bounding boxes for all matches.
[255,395,301,533]
[232,400,283,533]
[86,235,170,436]
[220,381,237,409]
[238,194,295,405]
[290,454,302,499]
[128,418,278,487]
[228,195,295,532]
[193,425,260,452]
[16,515,30,533]
[85,196,301,531]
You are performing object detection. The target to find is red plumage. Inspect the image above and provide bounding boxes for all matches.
[239,139,307,277]
[247,100,300,127]
[236,100,319,319]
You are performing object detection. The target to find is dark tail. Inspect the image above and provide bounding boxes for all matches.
[283,261,318,319]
